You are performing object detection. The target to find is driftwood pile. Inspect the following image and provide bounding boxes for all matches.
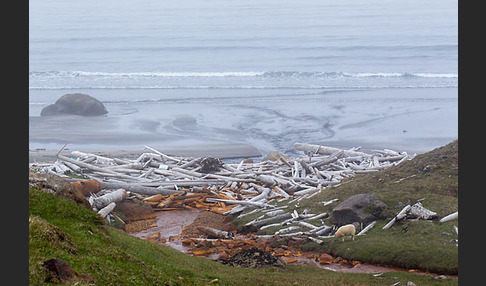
[30,143,415,238]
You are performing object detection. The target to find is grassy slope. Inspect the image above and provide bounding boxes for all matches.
[234,140,459,275]
[29,187,457,285]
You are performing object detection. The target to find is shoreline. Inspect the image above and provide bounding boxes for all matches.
[28,137,458,164]
[28,142,263,163]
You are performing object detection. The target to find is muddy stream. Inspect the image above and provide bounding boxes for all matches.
[130,210,454,277]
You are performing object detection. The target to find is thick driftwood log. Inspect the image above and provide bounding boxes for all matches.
[407,202,438,220]
[97,202,116,218]
[439,211,458,223]
[90,189,126,209]
[197,226,234,239]
[257,174,291,187]
[101,181,182,195]
[294,143,369,157]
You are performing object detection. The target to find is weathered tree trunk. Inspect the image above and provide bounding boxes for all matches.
[407,202,438,220]
[439,211,458,223]
[90,189,126,209]
[294,143,369,157]
[97,202,116,218]
[101,181,182,195]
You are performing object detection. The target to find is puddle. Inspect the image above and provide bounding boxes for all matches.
[130,209,200,252]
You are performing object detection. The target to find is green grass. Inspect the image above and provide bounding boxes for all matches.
[233,140,459,275]
[29,187,457,285]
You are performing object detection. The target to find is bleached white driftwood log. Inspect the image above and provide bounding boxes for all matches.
[245,213,293,229]
[144,145,181,163]
[197,226,234,239]
[101,181,182,195]
[294,143,369,158]
[71,151,116,165]
[57,155,146,181]
[407,202,438,220]
[439,211,458,223]
[321,198,339,207]
[357,221,377,236]
[205,198,273,208]
[382,205,411,230]
[97,202,116,218]
[90,188,127,209]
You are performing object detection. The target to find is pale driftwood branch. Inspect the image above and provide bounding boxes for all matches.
[321,198,339,207]
[71,151,117,165]
[304,212,329,221]
[313,225,333,236]
[144,145,182,163]
[205,198,272,208]
[101,181,182,195]
[297,221,318,230]
[357,221,377,236]
[440,211,458,223]
[197,226,234,239]
[98,202,116,218]
[294,142,369,158]
[275,226,300,235]
[57,155,146,181]
[245,213,293,229]
[306,236,324,244]
[382,205,411,230]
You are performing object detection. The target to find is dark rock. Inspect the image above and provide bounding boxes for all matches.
[29,171,91,208]
[41,93,108,116]
[219,249,286,269]
[331,194,388,226]
[43,258,94,284]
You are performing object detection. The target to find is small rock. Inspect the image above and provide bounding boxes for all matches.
[434,275,447,280]
[317,253,334,264]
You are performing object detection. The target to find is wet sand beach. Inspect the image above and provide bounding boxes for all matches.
[29,87,458,162]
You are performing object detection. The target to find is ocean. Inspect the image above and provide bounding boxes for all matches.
[29,0,458,157]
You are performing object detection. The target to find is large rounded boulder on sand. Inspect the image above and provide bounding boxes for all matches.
[41,93,108,116]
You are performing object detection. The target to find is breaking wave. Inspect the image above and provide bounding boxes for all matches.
[29,70,458,90]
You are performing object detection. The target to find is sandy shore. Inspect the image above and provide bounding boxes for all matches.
[29,87,457,162]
